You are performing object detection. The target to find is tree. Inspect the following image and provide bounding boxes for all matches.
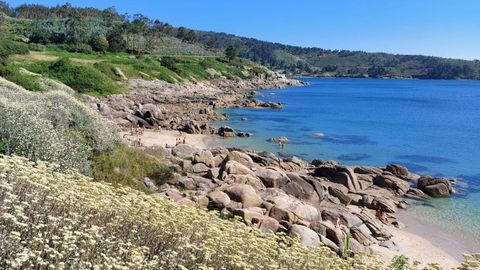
[89,35,109,52]
[225,45,236,61]
[176,27,188,40]
[184,30,197,43]
[106,24,127,52]
[65,10,89,44]
[29,23,50,44]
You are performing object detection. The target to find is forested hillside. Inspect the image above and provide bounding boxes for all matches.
[1,1,479,80]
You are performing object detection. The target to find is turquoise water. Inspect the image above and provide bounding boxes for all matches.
[214,78,480,249]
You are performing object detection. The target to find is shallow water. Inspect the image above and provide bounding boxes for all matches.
[214,77,480,250]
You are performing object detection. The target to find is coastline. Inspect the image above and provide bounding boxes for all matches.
[95,76,475,268]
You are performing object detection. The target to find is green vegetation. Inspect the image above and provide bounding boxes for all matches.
[1,2,479,80]
[92,146,173,191]
[0,77,120,175]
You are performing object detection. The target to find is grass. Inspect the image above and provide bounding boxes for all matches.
[92,146,173,191]
[6,42,271,95]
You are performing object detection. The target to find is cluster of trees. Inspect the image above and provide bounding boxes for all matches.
[1,2,196,54]
[2,1,479,79]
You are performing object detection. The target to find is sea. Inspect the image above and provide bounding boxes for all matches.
[213,77,480,251]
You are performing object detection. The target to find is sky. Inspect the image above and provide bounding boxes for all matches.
[6,0,480,60]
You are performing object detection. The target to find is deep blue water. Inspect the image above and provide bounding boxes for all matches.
[214,78,480,249]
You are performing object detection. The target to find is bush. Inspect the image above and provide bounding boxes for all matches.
[89,35,109,52]
[37,58,125,95]
[0,77,121,174]
[3,155,475,269]
[0,139,5,154]
[93,146,173,190]
[59,43,93,54]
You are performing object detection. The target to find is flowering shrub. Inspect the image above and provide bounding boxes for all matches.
[1,155,478,270]
[0,77,120,174]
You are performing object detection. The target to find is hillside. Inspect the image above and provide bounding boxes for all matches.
[1,2,480,80]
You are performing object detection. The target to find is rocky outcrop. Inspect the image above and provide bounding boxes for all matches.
[149,145,456,257]
[417,176,454,197]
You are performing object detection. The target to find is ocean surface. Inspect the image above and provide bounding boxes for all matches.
[213,77,480,250]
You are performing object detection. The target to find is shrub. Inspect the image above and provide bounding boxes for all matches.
[59,43,93,54]
[0,139,5,154]
[89,35,109,52]
[2,155,476,269]
[0,77,121,174]
[38,58,125,95]
[93,146,173,190]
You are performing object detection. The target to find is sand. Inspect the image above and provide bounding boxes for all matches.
[371,209,473,269]
[121,130,210,150]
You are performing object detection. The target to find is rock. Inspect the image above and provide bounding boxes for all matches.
[224,174,266,190]
[241,117,248,121]
[417,176,453,197]
[268,136,289,143]
[225,151,254,167]
[303,176,329,201]
[314,165,360,191]
[405,188,431,200]
[328,187,352,206]
[373,174,410,195]
[223,160,256,177]
[372,197,397,213]
[258,217,280,233]
[354,212,392,239]
[193,150,215,167]
[289,225,321,247]
[224,184,263,208]
[178,177,196,190]
[233,209,264,226]
[193,195,209,208]
[206,167,220,179]
[249,151,281,167]
[207,191,231,209]
[255,167,289,188]
[192,163,210,174]
[319,235,339,251]
[237,132,252,137]
[218,126,236,137]
[392,220,405,229]
[269,206,295,223]
[385,164,409,177]
[282,173,319,203]
[172,144,199,158]
[260,189,321,221]
[143,177,158,191]
[350,225,375,245]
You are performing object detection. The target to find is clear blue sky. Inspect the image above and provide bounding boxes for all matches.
[7,0,480,60]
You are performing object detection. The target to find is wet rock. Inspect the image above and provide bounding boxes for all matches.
[218,126,236,137]
[385,164,409,177]
[417,176,453,197]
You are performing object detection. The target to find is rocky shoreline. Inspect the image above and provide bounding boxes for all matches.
[87,75,458,264]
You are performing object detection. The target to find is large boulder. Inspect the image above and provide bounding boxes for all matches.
[282,173,319,203]
[193,150,215,167]
[207,191,231,209]
[373,174,410,195]
[222,160,256,177]
[218,126,236,137]
[289,225,321,247]
[225,151,254,167]
[224,184,263,208]
[255,167,288,188]
[385,164,409,177]
[172,144,199,158]
[314,165,360,191]
[417,176,453,197]
[260,189,321,221]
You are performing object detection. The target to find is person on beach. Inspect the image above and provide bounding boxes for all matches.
[376,208,388,224]
[183,137,186,144]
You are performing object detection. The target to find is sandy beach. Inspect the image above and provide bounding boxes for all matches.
[121,130,211,150]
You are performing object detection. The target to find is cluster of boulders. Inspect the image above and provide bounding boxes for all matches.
[85,77,302,135]
[144,144,455,256]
